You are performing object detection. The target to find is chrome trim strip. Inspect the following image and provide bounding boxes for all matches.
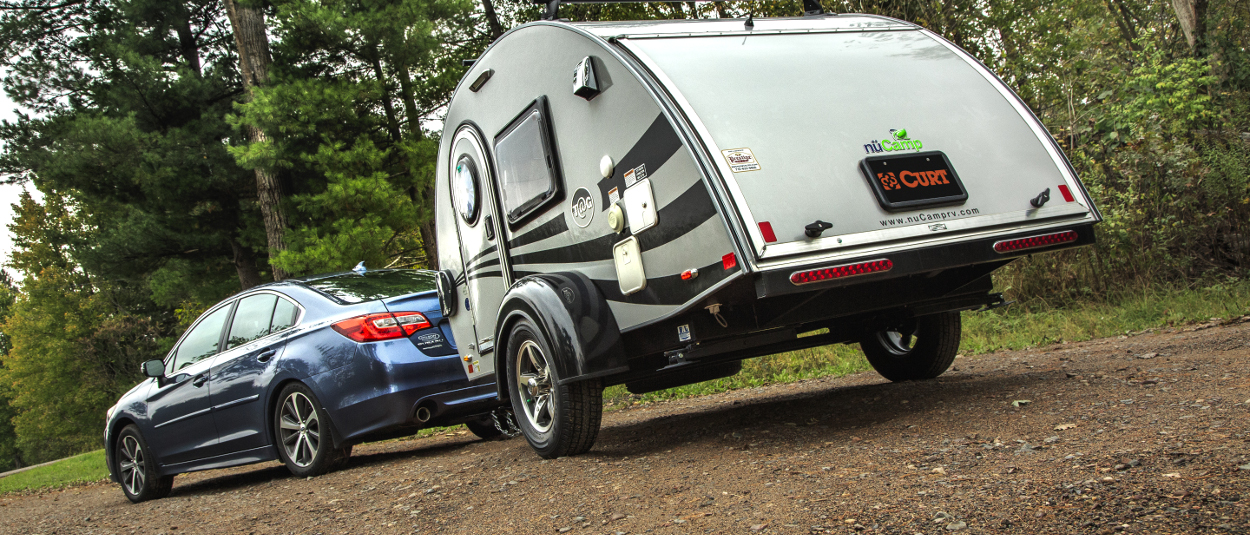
[211,394,260,412]
[154,407,212,429]
[755,214,1093,272]
[761,203,1091,259]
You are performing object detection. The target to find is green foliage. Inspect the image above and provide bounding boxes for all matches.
[228,0,483,273]
[0,197,165,464]
[0,450,109,495]
[0,271,21,471]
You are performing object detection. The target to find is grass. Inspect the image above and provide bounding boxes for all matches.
[6,282,1248,494]
[0,449,109,495]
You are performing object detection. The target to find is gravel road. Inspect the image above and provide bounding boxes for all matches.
[2,320,1248,535]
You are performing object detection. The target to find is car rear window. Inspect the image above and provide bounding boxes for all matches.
[304,270,438,304]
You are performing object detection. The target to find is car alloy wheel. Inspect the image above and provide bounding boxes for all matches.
[279,391,321,468]
[118,435,146,496]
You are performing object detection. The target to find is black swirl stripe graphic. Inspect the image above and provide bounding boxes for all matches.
[466,256,501,278]
[596,114,684,209]
[509,180,716,266]
[463,244,498,272]
[467,270,503,281]
[508,214,568,249]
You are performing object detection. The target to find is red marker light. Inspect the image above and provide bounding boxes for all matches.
[758,222,778,243]
[1057,184,1075,202]
[722,253,737,270]
[790,259,892,285]
[332,311,431,342]
[992,230,1078,254]
[681,268,699,280]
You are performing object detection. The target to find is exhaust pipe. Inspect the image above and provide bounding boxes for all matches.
[415,405,432,423]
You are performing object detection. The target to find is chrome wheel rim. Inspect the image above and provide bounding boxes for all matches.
[279,392,321,468]
[515,340,554,433]
[119,435,145,496]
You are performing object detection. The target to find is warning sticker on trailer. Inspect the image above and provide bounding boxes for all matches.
[721,148,761,173]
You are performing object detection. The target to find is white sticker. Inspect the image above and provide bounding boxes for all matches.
[608,186,620,204]
[624,163,648,187]
[721,148,761,173]
[677,324,691,342]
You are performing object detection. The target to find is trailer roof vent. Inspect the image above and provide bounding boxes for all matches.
[992,230,1078,254]
[790,259,892,285]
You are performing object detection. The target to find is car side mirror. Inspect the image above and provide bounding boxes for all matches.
[142,360,165,378]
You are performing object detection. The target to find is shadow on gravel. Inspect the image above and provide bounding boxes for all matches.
[169,439,476,497]
[593,369,1063,458]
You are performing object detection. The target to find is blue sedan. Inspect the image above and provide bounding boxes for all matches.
[103,269,505,502]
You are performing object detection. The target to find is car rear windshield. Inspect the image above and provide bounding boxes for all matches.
[303,270,437,304]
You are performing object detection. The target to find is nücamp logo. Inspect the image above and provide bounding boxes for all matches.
[864,128,923,154]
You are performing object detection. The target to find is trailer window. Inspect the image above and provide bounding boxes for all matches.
[452,155,480,223]
[494,98,561,224]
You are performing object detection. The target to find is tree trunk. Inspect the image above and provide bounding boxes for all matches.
[224,0,290,281]
[481,0,504,40]
[419,219,438,269]
[230,239,264,290]
[1171,0,1208,55]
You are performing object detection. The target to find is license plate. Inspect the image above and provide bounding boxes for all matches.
[859,151,967,212]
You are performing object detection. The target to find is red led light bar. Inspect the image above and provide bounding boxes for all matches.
[790,259,893,285]
[993,230,1078,254]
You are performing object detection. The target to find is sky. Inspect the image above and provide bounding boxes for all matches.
[0,90,42,275]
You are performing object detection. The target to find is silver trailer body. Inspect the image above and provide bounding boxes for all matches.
[434,14,1099,456]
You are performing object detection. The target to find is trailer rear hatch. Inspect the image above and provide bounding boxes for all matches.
[614,19,1097,263]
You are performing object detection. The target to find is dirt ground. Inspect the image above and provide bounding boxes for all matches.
[2,320,1249,535]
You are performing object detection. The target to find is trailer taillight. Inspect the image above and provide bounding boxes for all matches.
[993,230,1078,254]
[332,312,431,342]
[789,259,892,285]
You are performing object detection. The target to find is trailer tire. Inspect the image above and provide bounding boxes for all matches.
[506,318,603,458]
[860,312,961,382]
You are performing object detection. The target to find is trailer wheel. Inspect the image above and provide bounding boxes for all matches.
[506,318,602,458]
[859,312,961,382]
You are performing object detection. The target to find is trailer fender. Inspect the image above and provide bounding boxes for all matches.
[494,272,628,401]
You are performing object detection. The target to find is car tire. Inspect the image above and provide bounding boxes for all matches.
[115,424,174,503]
[274,383,350,477]
[859,312,961,382]
[465,417,502,440]
[506,318,602,458]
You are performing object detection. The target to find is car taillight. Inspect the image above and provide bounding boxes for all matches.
[332,312,431,342]
[790,259,893,285]
[992,230,1078,254]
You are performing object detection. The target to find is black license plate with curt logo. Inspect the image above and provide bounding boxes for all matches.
[860,151,968,212]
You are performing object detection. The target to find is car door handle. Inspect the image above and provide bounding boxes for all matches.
[256,349,277,363]
[192,374,208,387]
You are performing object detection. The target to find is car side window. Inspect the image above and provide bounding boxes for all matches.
[226,293,279,349]
[270,297,299,333]
[169,305,232,373]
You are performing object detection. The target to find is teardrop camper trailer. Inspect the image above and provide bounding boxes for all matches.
[434,3,1100,457]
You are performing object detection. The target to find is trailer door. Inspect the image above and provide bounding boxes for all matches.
[448,125,506,380]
